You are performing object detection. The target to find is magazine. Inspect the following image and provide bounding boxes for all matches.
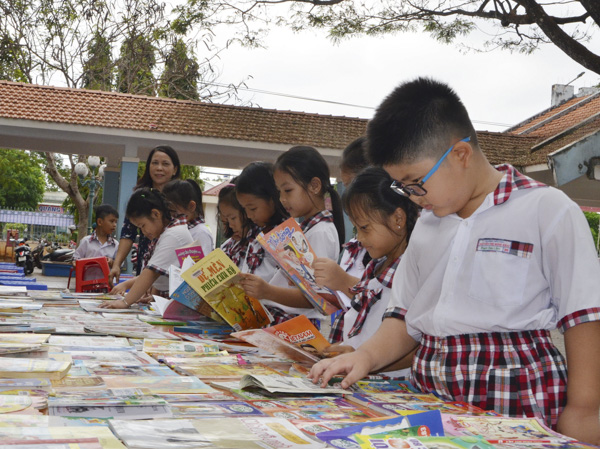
[0,357,72,380]
[232,315,331,363]
[354,435,496,449]
[239,374,348,395]
[175,240,205,266]
[315,411,445,449]
[180,249,272,331]
[257,217,343,315]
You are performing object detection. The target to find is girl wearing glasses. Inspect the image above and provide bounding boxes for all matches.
[324,167,419,377]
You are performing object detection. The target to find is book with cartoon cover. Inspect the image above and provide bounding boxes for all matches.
[175,240,205,266]
[232,315,331,363]
[257,218,343,315]
[180,249,271,331]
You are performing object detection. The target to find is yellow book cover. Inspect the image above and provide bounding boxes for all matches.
[181,249,271,331]
[0,357,72,380]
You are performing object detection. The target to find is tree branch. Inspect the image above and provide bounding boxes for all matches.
[513,0,600,74]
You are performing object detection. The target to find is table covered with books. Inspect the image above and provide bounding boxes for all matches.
[0,284,593,449]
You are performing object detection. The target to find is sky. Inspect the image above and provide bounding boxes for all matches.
[211,22,600,133]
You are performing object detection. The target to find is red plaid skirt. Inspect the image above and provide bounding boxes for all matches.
[411,329,567,429]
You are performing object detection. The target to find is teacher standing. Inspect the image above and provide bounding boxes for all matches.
[108,145,181,286]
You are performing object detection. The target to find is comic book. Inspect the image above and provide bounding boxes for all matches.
[231,315,331,363]
[174,240,205,266]
[0,357,72,380]
[257,217,343,315]
[180,249,271,331]
[354,435,496,449]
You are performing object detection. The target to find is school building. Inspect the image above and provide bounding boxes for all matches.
[0,80,599,243]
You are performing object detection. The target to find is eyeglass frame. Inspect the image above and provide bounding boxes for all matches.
[389,136,471,197]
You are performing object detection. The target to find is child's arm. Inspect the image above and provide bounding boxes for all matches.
[110,277,136,296]
[308,317,418,389]
[100,268,159,309]
[557,321,600,445]
[109,238,133,286]
[240,274,312,308]
[313,257,360,297]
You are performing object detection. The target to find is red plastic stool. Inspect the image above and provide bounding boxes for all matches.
[71,257,110,293]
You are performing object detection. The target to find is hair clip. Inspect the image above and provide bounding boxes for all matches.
[140,194,146,198]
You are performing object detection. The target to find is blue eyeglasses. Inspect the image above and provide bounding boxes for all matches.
[390,137,471,197]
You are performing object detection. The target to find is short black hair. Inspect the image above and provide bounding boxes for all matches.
[126,188,171,222]
[341,136,369,174]
[94,204,119,222]
[163,179,205,219]
[343,167,420,243]
[367,77,477,166]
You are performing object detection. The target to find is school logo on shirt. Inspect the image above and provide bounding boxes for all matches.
[476,238,534,259]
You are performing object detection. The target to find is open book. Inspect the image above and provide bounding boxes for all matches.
[232,315,331,364]
[257,218,343,315]
[180,249,272,331]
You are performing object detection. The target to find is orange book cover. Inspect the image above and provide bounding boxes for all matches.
[232,315,331,364]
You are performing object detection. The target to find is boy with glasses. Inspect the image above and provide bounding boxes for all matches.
[309,77,600,445]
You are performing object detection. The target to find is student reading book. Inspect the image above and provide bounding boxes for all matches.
[180,248,272,331]
[309,77,600,445]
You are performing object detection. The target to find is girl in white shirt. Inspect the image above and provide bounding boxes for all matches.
[217,181,252,268]
[101,188,193,309]
[325,167,419,380]
[235,162,289,282]
[163,179,214,257]
[241,146,344,325]
[315,136,371,309]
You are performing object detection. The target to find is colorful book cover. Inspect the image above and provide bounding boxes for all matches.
[232,315,333,364]
[181,249,272,331]
[354,435,496,449]
[169,281,223,321]
[315,411,445,449]
[175,241,205,266]
[441,415,574,443]
[257,217,342,315]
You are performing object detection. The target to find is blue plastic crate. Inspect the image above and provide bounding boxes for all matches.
[41,261,73,277]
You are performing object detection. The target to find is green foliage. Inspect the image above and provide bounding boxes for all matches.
[159,38,200,100]
[0,148,45,209]
[115,33,157,96]
[584,211,600,254]
[82,32,113,90]
[0,35,29,82]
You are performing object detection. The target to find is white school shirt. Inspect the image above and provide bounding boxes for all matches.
[73,232,119,280]
[188,221,215,257]
[388,177,600,341]
[147,225,193,292]
[262,220,341,319]
[240,240,279,283]
[337,239,369,309]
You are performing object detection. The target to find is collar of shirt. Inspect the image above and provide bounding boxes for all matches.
[300,210,333,234]
[90,231,115,246]
[187,217,205,228]
[493,164,546,206]
[342,238,363,270]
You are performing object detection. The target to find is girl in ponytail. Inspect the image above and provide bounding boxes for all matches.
[240,146,344,325]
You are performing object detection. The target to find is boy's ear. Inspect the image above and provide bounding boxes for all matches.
[452,139,473,167]
[309,177,322,195]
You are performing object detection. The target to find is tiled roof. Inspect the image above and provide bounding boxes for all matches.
[508,91,600,138]
[476,132,542,167]
[203,179,235,196]
[2,80,598,170]
[0,81,367,150]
